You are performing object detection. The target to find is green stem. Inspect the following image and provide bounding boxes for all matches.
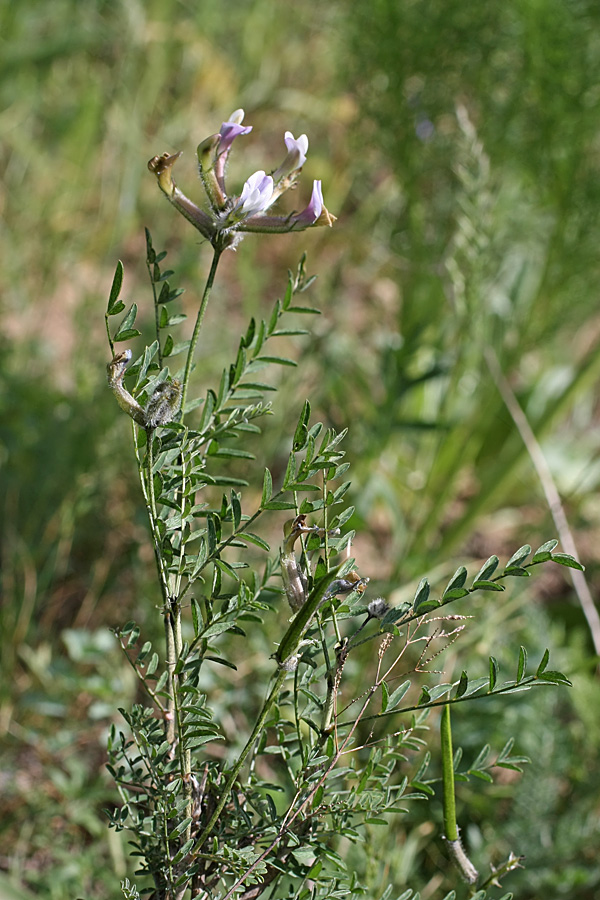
[441,704,458,841]
[191,667,288,853]
[181,247,222,419]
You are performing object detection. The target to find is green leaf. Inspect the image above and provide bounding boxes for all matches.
[443,565,468,597]
[503,566,530,577]
[532,539,558,562]
[536,648,550,676]
[505,544,531,569]
[410,780,435,796]
[442,587,469,600]
[231,492,241,530]
[455,670,468,698]
[239,532,270,551]
[293,401,311,451]
[267,298,281,335]
[114,304,141,342]
[413,577,430,611]
[517,645,527,682]
[145,227,155,263]
[263,499,296,510]
[381,681,389,713]
[147,653,159,676]
[261,468,273,506]
[489,656,499,690]
[551,553,584,571]
[473,555,499,582]
[471,580,505,592]
[107,260,124,314]
[537,670,572,686]
[205,655,237,670]
[387,680,411,710]
[202,621,236,639]
[471,743,490,770]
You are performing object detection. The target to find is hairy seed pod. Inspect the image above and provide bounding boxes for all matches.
[281,551,308,611]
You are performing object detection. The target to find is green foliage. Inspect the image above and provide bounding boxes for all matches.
[100,225,577,899]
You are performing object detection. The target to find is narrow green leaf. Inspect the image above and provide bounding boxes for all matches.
[126,626,140,648]
[261,468,273,506]
[293,401,311,451]
[282,277,293,310]
[455,671,468,698]
[470,769,493,783]
[146,652,159,676]
[536,648,550,676]
[532,539,558,562]
[255,354,297,367]
[155,670,168,693]
[505,544,531,569]
[409,780,435,795]
[231,492,241,530]
[114,304,142,342]
[202,621,235,639]
[205,655,237,670]
[471,580,505,592]
[471,743,490,770]
[443,565,468,596]
[191,598,202,636]
[473,555,499,582]
[267,298,281,334]
[387,680,411,710]
[145,228,155,263]
[253,319,266,356]
[206,515,217,556]
[503,566,530,577]
[537,670,572,686]
[442,587,469,601]
[381,681,389,713]
[239,532,270,551]
[413,577,430,611]
[517,645,527,682]
[107,260,124,314]
[113,327,141,343]
[262,499,297,510]
[489,656,499,690]
[551,553,585,571]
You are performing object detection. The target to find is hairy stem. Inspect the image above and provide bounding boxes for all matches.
[181,248,222,419]
[191,667,288,853]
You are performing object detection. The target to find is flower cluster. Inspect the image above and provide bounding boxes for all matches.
[148,109,335,251]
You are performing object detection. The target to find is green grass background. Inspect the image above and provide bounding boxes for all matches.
[1,1,600,897]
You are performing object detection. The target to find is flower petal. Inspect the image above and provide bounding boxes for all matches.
[293,180,323,226]
[236,170,274,217]
[219,118,253,154]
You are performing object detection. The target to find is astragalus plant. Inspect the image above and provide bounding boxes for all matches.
[104,110,580,900]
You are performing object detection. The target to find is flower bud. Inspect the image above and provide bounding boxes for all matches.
[148,152,182,198]
[197,134,226,210]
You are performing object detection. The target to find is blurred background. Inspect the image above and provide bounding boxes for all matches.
[2,1,600,897]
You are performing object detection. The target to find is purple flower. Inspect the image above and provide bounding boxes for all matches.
[293,180,323,226]
[218,109,252,154]
[273,131,309,181]
[234,170,274,219]
[149,110,335,250]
